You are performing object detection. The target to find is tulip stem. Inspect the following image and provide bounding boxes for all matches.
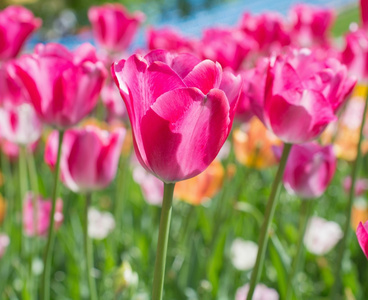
[285,199,314,300]
[246,143,292,300]
[152,182,175,300]
[41,130,64,300]
[19,146,28,253]
[330,87,368,299]
[84,192,98,300]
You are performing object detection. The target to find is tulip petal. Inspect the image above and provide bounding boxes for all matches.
[357,221,368,259]
[140,87,230,182]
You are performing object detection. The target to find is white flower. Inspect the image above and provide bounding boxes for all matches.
[303,216,343,255]
[230,238,258,271]
[235,283,279,300]
[88,208,115,240]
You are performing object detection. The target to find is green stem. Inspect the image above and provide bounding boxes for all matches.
[246,143,292,300]
[84,192,98,300]
[41,130,64,300]
[285,199,314,300]
[19,146,28,253]
[330,87,368,299]
[152,182,175,300]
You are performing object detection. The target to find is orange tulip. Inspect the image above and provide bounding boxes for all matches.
[351,199,368,230]
[0,195,6,225]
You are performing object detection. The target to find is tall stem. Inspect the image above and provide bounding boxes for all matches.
[41,130,64,300]
[18,146,28,253]
[246,143,292,300]
[330,87,368,299]
[152,182,175,300]
[285,199,314,300]
[84,192,98,300]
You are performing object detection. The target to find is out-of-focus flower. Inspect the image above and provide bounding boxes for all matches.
[199,27,256,71]
[239,11,290,55]
[13,43,107,129]
[304,216,343,255]
[101,80,127,122]
[88,3,145,53]
[230,238,258,271]
[0,195,6,225]
[235,283,279,300]
[351,198,368,230]
[362,0,368,28]
[147,27,199,54]
[0,5,41,61]
[343,177,368,196]
[252,48,356,144]
[1,139,38,161]
[0,103,42,145]
[356,220,368,258]
[112,49,241,183]
[23,193,63,237]
[341,28,368,81]
[289,4,335,47]
[132,164,163,206]
[233,117,281,169]
[45,126,125,192]
[234,70,255,123]
[174,159,224,205]
[0,234,10,258]
[114,261,138,294]
[88,207,115,239]
[276,143,336,199]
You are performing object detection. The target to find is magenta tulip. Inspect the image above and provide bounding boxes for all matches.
[23,193,63,237]
[361,0,368,28]
[277,142,336,199]
[252,48,356,144]
[88,3,145,53]
[45,126,125,192]
[289,4,335,47]
[0,5,41,61]
[112,50,241,183]
[356,221,368,258]
[13,43,107,129]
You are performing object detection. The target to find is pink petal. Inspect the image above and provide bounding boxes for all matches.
[357,221,368,259]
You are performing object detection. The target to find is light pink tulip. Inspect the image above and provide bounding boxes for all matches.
[1,139,37,161]
[341,28,368,81]
[199,27,256,71]
[289,4,335,47]
[239,11,290,55]
[112,49,241,182]
[356,220,368,258]
[13,43,107,129]
[277,143,336,199]
[101,80,127,122]
[147,27,199,54]
[45,126,125,192]
[235,283,279,300]
[23,193,63,237]
[0,6,41,61]
[343,177,368,196]
[361,0,368,28]
[88,3,145,53]
[0,234,10,258]
[252,48,356,144]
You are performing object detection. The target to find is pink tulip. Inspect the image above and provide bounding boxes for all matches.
[276,142,336,199]
[0,234,10,258]
[356,220,368,258]
[1,139,38,161]
[0,6,41,61]
[45,126,125,192]
[343,177,368,196]
[341,28,368,81]
[239,11,290,55]
[289,4,335,47]
[101,80,127,122]
[361,0,368,28]
[199,27,256,71]
[13,43,107,128]
[235,283,279,300]
[88,3,145,53]
[23,193,63,237]
[147,27,199,54]
[112,49,241,182]
[252,48,356,144]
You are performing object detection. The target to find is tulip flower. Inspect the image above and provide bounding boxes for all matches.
[351,199,368,230]
[304,216,343,255]
[23,193,63,237]
[0,195,6,225]
[45,126,125,192]
[0,234,10,259]
[361,0,368,28]
[236,283,279,300]
[277,143,336,199]
[13,43,107,129]
[289,4,335,47]
[0,139,38,161]
[88,3,145,53]
[101,80,127,122]
[252,48,356,144]
[343,177,368,197]
[356,220,368,258]
[0,5,41,61]
[112,49,241,183]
